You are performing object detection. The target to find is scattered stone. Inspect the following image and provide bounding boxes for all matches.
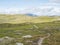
[0,36,16,45]
[16,43,23,45]
[22,35,32,38]
[33,25,39,29]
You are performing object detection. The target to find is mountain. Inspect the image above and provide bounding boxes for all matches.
[25,13,38,17]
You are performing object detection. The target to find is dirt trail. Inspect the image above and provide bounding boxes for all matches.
[38,33,50,45]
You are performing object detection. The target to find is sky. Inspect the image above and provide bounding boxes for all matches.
[0,0,60,16]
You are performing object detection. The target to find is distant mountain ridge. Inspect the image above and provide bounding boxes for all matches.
[25,13,38,17]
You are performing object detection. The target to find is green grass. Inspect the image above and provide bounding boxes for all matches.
[0,20,60,45]
[0,14,60,45]
[0,14,60,24]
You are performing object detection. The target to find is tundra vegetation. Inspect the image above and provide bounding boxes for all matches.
[0,14,60,45]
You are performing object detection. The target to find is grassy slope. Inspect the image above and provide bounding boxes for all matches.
[0,14,34,24]
[0,14,60,45]
[31,16,59,23]
[0,14,60,24]
[0,21,60,45]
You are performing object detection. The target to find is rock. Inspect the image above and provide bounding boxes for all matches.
[16,43,23,45]
[22,35,32,38]
[0,36,16,45]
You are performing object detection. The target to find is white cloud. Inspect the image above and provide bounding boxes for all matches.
[20,6,60,16]
[49,7,60,15]
[49,0,60,3]
[0,6,60,16]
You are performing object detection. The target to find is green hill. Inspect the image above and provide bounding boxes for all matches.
[0,20,60,45]
[0,14,60,45]
[0,14,34,24]
[0,14,60,24]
